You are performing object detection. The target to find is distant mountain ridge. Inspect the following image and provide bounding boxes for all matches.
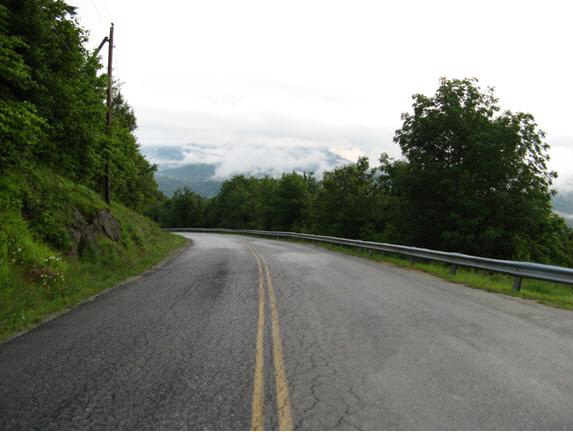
[148,144,351,197]
[155,164,222,197]
[155,161,344,197]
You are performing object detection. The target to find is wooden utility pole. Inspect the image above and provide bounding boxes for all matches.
[104,23,114,205]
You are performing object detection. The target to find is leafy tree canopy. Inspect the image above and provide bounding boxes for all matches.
[0,0,159,213]
[392,78,568,264]
[154,78,572,267]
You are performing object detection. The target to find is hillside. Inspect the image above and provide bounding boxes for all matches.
[0,1,191,341]
[0,167,186,341]
[155,163,222,197]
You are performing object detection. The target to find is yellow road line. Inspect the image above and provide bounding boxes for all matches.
[250,248,266,431]
[258,252,294,431]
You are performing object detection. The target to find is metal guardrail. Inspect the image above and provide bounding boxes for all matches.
[167,228,573,290]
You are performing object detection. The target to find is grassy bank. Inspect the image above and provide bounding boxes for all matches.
[0,168,187,342]
[284,238,572,310]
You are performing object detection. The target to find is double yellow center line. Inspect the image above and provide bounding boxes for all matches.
[249,247,293,431]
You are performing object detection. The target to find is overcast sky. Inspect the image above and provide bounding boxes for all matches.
[71,0,572,187]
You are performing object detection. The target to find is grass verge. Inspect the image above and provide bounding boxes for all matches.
[0,167,188,342]
[282,238,573,310]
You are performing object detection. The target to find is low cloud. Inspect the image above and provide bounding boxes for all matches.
[136,79,401,178]
[136,80,571,190]
[144,142,351,179]
[546,135,573,190]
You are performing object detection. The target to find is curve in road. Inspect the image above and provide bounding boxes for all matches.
[0,233,571,430]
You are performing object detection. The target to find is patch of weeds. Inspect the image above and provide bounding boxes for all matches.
[0,167,188,342]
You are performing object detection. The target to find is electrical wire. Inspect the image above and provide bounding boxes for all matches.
[52,25,73,53]
[90,0,106,27]
[101,0,113,23]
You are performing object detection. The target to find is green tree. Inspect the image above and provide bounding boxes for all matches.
[393,77,571,265]
[205,175,261,229]
[1,0,161,212]
[271,173,311,231]
[252,177,279,230]
[0,4,46,171]
[162,187,205,228]
[5,0,107,183]
[108,87,159,212]
[313,157,387,240]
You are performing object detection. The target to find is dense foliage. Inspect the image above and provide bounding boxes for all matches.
[151,79,573,267]
[0,0,158,211]
[0,1,185,339]
[391,78,567,263]
[1,2,568,267]
[0,167,185,340]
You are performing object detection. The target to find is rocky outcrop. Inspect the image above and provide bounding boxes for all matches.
[68,208,121,258]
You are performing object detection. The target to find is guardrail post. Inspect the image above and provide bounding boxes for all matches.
[368,249,372,257]
[449,264,457,275]
[512,276,522,292]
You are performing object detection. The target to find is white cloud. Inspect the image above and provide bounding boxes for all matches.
[71,0,572,188]
[547,136,573,189]
[145,142,350,179]
[137,80,400,174]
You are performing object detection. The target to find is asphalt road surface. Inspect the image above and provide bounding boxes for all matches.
[1,233,572,430]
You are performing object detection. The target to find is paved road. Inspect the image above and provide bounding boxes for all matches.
[1,233,572,430]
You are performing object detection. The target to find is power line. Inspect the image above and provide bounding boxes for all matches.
[52,25,73,53]
[90,0,105,27]
[101,0,113,23]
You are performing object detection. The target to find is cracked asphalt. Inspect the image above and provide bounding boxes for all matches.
[0,233,572,430]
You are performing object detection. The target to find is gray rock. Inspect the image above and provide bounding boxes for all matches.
[68,208,121,258]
